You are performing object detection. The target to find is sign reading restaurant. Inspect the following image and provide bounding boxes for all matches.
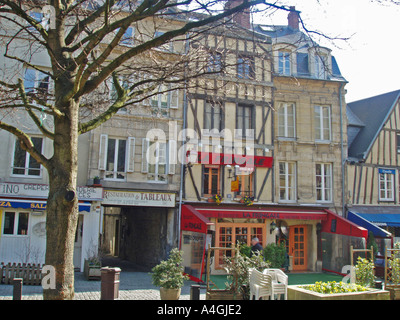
[103,190,176,207]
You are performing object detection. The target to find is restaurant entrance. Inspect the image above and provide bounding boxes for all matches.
[289,225,308,271]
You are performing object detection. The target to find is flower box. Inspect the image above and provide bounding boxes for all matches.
[287,285,390,300]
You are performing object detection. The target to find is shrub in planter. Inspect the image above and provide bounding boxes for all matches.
[151,248,189,300]
[223,244,270,300]
[355,256,375,287]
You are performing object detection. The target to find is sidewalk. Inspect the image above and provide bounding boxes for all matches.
[0,271,207,300]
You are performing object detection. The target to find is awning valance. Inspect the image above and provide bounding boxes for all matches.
[194,206,327,221]
[348,211,392,238]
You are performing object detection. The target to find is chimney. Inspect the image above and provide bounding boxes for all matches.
[225,0,251,29]
[287,6,300,30]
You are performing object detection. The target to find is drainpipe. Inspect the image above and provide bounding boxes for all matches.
[339,82,346,217]
[177,33,190,248]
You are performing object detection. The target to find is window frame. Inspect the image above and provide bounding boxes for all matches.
[279,162,297,203]
[203,164,221,197]
[277,102,296,139]
[104,137,127,181]
[2,211,30,236]
[236,104,254,138]
[11,136,43,178]
[147,141,168,183]
[316,163,333,202]
[379,169,395,201]
[314,105,331,142]
[278,50,291,75]
[204,101,224,133]
[237,55,255,80]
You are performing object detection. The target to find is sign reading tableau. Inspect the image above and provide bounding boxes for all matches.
[102,190,176,207]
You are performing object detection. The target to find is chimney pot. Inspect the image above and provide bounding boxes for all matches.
[288,6,300,30]
[225,0,251,29]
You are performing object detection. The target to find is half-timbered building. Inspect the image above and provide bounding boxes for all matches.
[346,90,400,254]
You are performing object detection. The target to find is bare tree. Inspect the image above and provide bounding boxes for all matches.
[0,0,279,300]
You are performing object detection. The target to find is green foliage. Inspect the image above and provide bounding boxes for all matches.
[239,243,252,258]
[389,242,400,285]
[302,281,368,294]
[354,256,375,287]
[263,242,287,268]
[366,231,378,259]
[151,248,189,289]
[223,244,270,299]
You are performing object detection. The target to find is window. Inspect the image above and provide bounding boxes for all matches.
[2,212,29,236]
[236,169,254,198]
[379,169,395,201]
[203,165,220,196]
[207,52,223,73]
[237,104,253,137]
[277,102,296,138]
[120,27,134,46]
[24,68,50,98]
[204,101,223,132]
[279,162,296,202]
[316,163,332,202]
[154,31,172,52]
[237,55,255,80]
[314,54,328,79]
[278,51,291,75]
[314,105,331,142]
[150,84,179,109]
[12,137,43,177]
[147,141,167,182]
[105,138,127,180]
[215,223,265,268]
[397,135,400,153]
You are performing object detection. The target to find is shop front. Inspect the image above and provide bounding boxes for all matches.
[180,204,343,281]
[101,189,177,270]
[0,182,103,271]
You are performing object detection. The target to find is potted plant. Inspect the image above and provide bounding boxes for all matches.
[151,248,189,300]
[84,242,102,280]
[206,244,269,300]
[263,242,288,270]
[241,196,254,206]
[209,194,223,204]
[93,176,101,185]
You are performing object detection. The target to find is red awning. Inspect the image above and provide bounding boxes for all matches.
[194,206,328,221]
[181,205,213,233]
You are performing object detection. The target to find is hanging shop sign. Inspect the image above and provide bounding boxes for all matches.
[103,190,176,207]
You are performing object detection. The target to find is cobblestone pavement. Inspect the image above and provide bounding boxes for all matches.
[0,271,207,300]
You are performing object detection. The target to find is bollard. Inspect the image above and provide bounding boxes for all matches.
[13,278,23,300]
[100,267,121,300]
[190,284,200,300]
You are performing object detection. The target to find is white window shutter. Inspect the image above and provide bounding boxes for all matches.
[126,137,136,173]
[98,134,108,170]
[170,89,179,109]
[141,138,149,173]
[168,140,177,175]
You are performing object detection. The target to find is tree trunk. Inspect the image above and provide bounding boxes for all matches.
[43,98,80,300]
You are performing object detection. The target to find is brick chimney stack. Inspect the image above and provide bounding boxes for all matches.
[225,0,251,29]
[287,6,300,30]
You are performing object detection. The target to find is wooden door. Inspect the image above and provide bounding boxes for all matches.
[289,225,307,271]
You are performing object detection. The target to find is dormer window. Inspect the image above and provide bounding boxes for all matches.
[309,47,332,80]
[278,51,291,75]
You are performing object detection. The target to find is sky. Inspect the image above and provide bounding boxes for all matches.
[253,0,400,102]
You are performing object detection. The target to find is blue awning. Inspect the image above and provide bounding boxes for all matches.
[0,199,91,212]
[355,213,400,227]
[348,211,392,238]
